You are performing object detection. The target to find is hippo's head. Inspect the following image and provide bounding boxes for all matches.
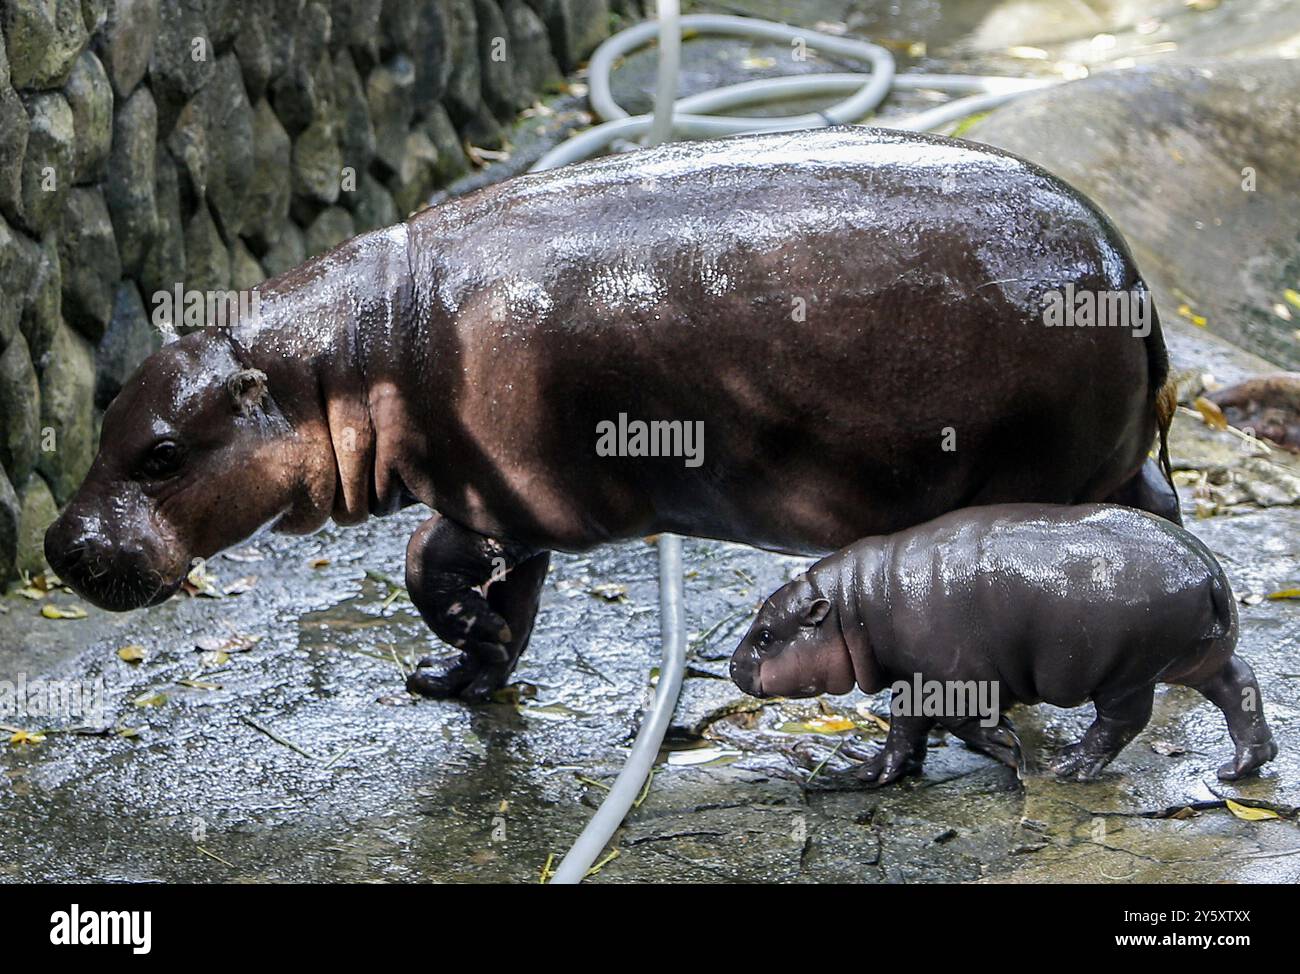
[730,575,855,698]
[44,331,334,611]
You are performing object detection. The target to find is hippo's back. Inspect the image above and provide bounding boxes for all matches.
[400,129,1165,554]
[872,504,1234,704]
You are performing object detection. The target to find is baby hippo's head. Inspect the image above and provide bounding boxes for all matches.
[730,576,855,698]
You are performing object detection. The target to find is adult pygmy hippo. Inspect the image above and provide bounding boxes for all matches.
[731,503,1277,784]
[47,127,1180,702]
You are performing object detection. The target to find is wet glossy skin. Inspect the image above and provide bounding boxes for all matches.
[48,127,1176,699]
[731,503,1277,783]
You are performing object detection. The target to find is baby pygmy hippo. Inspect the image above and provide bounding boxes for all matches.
[730,504,1277,785]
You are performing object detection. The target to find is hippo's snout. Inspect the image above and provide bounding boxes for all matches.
[44,512,183,612]
[729,644,767,697]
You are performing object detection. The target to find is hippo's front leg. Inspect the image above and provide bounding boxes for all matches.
[403,513,546,702]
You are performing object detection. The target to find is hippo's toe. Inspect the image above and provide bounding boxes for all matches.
[1216,739,1279,781]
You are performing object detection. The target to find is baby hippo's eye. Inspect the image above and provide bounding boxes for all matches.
[138,440,185,480]
[757,628,774,648]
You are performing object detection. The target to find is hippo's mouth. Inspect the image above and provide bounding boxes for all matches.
[59,561,186,613]
[729,646,770,698]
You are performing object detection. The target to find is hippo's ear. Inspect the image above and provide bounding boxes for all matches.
[226,368,268,415]
[802,598,831,627]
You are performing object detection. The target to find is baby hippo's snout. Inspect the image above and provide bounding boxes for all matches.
[730,576,857,699]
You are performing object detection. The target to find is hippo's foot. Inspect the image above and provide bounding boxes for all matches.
[407,651,512,702]
[849,746,926,788]
[1217,739,1278,781]
[942,716,1024,775]
[1049,742,1116,782]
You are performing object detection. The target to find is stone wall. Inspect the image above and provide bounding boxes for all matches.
[0,0,634,585]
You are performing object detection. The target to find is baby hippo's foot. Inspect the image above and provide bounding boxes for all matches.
[1050,743,1115,782]
[851,744,925,787]
[845,714,932,787]
[943,716,1024,775]
[1217,739,1278,781]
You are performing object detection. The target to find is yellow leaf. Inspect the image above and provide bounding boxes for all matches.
[117,727,141,739]
[117,644,147,663]
[1265,588,1300,600]
[310,557,331,569]
[777,714,856,734]
[8,729,46,745]
[1178,303,1208,327]
[41,604,87,620]
[1283,288,1300,310]
[17,586,46,600]
[132,691,167,709]
[1193,396,1228,430]
[1226,799,1280,822]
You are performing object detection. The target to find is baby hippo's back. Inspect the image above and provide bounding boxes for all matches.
[864,504,1237,706]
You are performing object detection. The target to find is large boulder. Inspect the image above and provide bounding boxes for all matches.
[967,58,1300,371]
[63,50,114,184]
[104,85,158,275]
[35,320,97,505]
[2,0,89,90]
[97,0,160,97]
[57,185,121,341]
[0,330,41,486]
[18,90,75,235]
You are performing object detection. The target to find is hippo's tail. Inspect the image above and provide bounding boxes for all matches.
[1144,289,1177,491]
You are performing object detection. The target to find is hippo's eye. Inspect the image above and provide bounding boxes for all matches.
[757,628,773,648]
[138,440,185,480]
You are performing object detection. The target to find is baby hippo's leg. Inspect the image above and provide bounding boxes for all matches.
[1189,657,1278,780]
[941,715,1025,775]
[853,712,932,787]
[1052,684,1155,781]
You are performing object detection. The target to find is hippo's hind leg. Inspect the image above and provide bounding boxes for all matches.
[1051,683,1155,781]
[403,513,547,702]
[1104,457,1183,526]
[941,714,1025,775]
[1187,657,1278,780]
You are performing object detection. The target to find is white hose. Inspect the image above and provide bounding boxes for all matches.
[548,534,686,884]
[532,14,1058,172]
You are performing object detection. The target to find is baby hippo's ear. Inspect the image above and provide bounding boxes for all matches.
[803,598,831,627]
[227,368,268,416]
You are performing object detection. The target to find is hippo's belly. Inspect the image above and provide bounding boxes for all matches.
[406,129,1160,554]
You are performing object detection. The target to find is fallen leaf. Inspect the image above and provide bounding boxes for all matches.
[117,645,147,664]
[1241,593,1265,606]
[1226,799,1280,822]
[1150,739,1186,756]
[131,691,168,709]
[309,557,331,569]
[777,714,856,734]
[1265,588,1300,600]
[1283,288,1300,310]
[41,604,87,620]
[184,563,221,598]
[589,582,628,603]
[194,633,262,654]
[223,575,257,596]
[117,727,141,739]
[199,649,230,668]
[1178,303,1209,327]
[1193,396,1228,429]
[17,586,46,600]
[9,729,46,745]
